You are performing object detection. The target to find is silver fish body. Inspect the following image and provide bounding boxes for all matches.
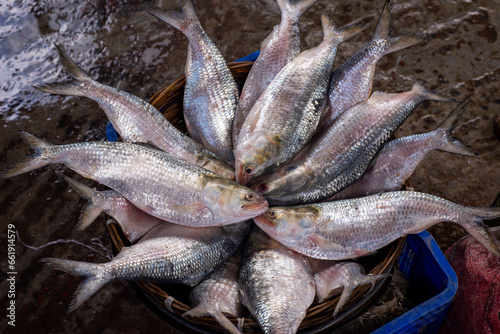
[254,191,500,260]
[184,253,244,334]
[144,1,239,165]
[309,259,386,316]
[1,133,268,227]
[253,82,455,205]
[33,45,234,179]
[235,15,365,185]
[64,176,164,243]
[331,98,476,200]
[232,0,318,146]
[239,227,315,334]
[42,221,251,311]
[318,0,424,131]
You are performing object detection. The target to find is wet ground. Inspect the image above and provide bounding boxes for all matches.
[1,0,499,333]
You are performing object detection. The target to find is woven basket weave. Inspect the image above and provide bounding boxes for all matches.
[107,61,407,333]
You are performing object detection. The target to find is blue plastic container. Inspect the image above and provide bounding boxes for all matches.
[372,231,458,334]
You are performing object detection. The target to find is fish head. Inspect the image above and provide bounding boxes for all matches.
[251,162,313,204]
[200,157,236,180]
[253,206,319,244]
[235,133,281,185]
[201,177,268,224]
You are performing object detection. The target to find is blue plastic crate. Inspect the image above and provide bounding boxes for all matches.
[372,231,458,334]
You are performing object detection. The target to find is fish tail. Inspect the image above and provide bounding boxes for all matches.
[32,44,93,97]
[411,81,457,103]
[63,176,104,230]
[461,207,500,257]
[333,284,355,317]
[0,131,55,178]
[432,96,477,156]
[321,14,367,44]
[277,0,317,21]
[373,0,425,56]
[41,258,108,312]
[143,0,198,34]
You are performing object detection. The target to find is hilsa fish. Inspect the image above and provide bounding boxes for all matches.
[0,133,268,227]
[64,176,163,243]
[253,82,456,205]
[235,14,366,185]
[253,191,500,260]
[42,221,250,312]
[239,227,315,334]
[144,0,239,165]
[318,0,425,131]
[309,259,387,316]
[331,97,476,200]
[183,253,245,334]
[232,0,318,146]
[33,45,234,179]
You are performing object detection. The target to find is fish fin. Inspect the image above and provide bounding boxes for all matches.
[143,0,198,34]
[184,307,242,334]
[277,0,317,21]
[321,13,367,44]
[166,202,208,218]
[411,81,457,103]
[40,258,107,312]
[0,131,54,178]
[32,45,93,97]
[458,206,500,257]
[433,96,477,156]
[63,176,104,230]
[237,318,245,332]
[333,284,355,317]
[354,248,377,258]
[209,310,242,334]
[306,233,345,252]
[164,296,176,313]
[372,0,425,56]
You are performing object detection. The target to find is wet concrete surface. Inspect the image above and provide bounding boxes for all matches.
[1,0,499,333]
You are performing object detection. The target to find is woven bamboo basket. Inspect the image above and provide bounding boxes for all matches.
[107,61,407,333]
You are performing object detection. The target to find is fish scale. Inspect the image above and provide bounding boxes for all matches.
[253,191,500,261]
[239,228,315,334]
[144,1,239,165]
[254,82,455,205]
[42,222,250,312]
[0,133,268,227]
[235,14,366,185]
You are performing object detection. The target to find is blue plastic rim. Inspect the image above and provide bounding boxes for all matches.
[372,231,458,334]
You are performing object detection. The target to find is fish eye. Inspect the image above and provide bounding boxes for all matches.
[268,211,277,218]
[245,193,255,201]
[244,166,254,175]
[257,184,268,193]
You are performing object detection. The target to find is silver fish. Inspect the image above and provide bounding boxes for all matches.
[0,133,268,227]
[64,176,163,243]
[253,191,500,260]
[331,98,476,200]
[42,221,250,312]
[309,259,387,316]
[183,253,244,334]
[253,82,455,205]
[232,0,318,146]
[318,0,425,131]
[33,45,234,179]
[235,15,365,185]
[239,227,315,334]
[144,1,239,165]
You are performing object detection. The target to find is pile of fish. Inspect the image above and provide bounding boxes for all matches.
[3,0,500,333]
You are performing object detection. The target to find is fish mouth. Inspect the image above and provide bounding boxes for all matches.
[241,200,268,213]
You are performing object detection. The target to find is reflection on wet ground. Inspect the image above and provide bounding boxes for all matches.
[1,0,499,333]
